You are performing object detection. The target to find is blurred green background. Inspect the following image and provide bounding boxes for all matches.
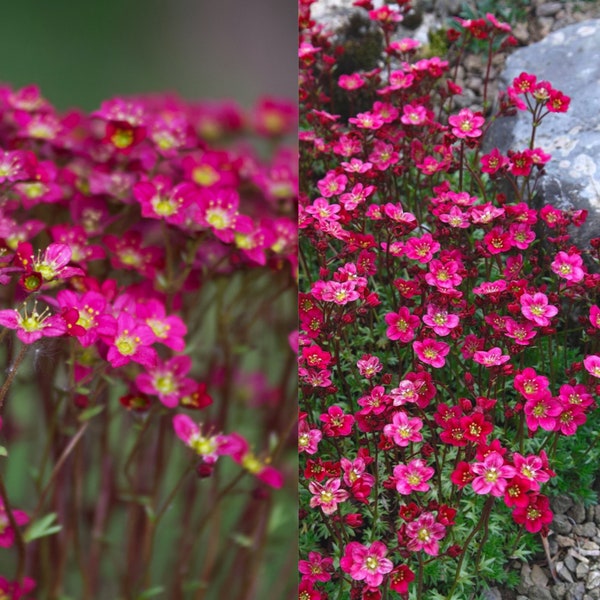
[0,0,297,111]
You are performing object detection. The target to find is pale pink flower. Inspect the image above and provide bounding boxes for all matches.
[424,259,463,290]
[584,355,600,378]
[309,478,350,515]
[473,347,511,367]
[551,251,585,283]
[383,412,423,447]
[471,452,516,496]
[448,108,485,138]
[393,458,434,494]
[298,420,322,454]
[406,512,446,556]
[512,452,552,492]
[520,292,558,327]
[422,305,460,336]
[340,541,394,588]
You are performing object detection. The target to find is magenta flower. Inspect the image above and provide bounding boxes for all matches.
[471,452,516,497]
[422,305,460,336]
[133,175,196,225]
[424,259,463,290]
[20,242,84,283]
[0,501,29,548]
[136,355,196,408]
[448,108,485,138]
[340,540,394,587]
[56,290,117,347]
[584,355,600,378]
[172,414,237,464]
[519,292,558,327]
[512,452,552,492]
[512,493,553,533]
[0,304,66,344]
[385,307,420,343]
[524,392,562,432]
[406,512,446,556]
[383,411,423,447]
[504,318,537,346]
[551,251,585,283]
[413,338,450,368]
[136,299,188,352]
[320,405,355,437]
[308,478,349,515]
[298,552,333,584]
[393,458,434,494]
[404,233,440,263]
[514,367,549,401]
[105,312,157,369]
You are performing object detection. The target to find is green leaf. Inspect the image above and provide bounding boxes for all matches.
[136,586,164,599]
[77,404,105,422]
[23,512,62,543]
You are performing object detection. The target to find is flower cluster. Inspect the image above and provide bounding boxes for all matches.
[0,85,297,596]
[299,2,599,598]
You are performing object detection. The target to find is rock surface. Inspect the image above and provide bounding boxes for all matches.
[484,19,600,251]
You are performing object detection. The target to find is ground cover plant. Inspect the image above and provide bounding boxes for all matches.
[298,1,600,598]
[0,87,298,598]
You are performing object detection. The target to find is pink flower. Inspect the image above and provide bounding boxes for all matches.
[404,233,440,263]
[385,307,420,343]
[338,73,365,90]
[172,414,237,464]
[320,405,355,437]
[514,367,549,401]
[504,318,537,346]
[133,175,196,224]
[512,493,553,533]
[401,104,428,126]
[340,541,394,587]
[0,501,29,548]
[298,420,322,455]
[393,458,434,494]
[520,292,558,327]
[298,552,333,584]
[551,251,585,283]
[473,347,511,367]
[584,355,600,378]
[471,452,516,497]
[448,108,485,138]
[227,432,283,488]
[309,478,349,515]
[357,354,382,379]
[424,259,463,290]
[383,411,423,447]
[317,172,348,198]
[105,312,157,369]
[413,338,450,368]
[406,512,446,555]
[590,306,600,330]
[524,392,562,432]
[135,355,196,408]
[0,304,66,344]
[512,452,552,492]
[422,304,460,336]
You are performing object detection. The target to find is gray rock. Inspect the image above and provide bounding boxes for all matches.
[593,505,600,526]
[552,582,568,599]
[528,586,554,600]
[485,19,600,251]
[553,514,573,534]
[569,503,586,525]
[551,495,574,515]
[481,587,502,600]
[576,561,590,579]
[536,2,563,17]
[588,570,600,589]
[573,522,597,538]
